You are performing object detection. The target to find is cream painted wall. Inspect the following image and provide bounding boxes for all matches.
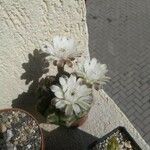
[0,0,89,108]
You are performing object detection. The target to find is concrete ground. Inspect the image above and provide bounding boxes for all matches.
[86,0,150,145]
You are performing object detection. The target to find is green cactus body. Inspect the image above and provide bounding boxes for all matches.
[107,136,120,150]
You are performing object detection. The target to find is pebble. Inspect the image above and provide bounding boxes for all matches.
[22,135,27,141]
[14,141,18,145]
[0,124,7,133]
[124,141,132,149]
[27,144,32,149]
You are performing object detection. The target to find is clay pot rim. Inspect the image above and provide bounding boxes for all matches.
[0,108,44,150]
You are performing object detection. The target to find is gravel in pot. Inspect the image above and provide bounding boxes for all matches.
[89,126,142,150]
[0,108,44,150]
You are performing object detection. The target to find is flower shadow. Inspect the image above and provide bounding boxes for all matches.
[11,49,50,122]
[21,49,49,90]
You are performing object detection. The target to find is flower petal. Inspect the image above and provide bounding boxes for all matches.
[59,76,68,92]
[51,98,60,105]
[55,101,66,109]
[72,104,81,115]
[66,38,76,51]
[53,36,62,50]
[65,105,73,116]
[50,85,61,93]
[54,91,64,99]
[77,85,92,97]
[76,101,91,111]
[51,85,63,98]
[78,95,93,104]
[83,59,90,73]
[89,58,97,69]
[67,75,76,88]
[41,42,54,55]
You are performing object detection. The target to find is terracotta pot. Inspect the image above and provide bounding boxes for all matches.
[0,108,44,150]
[70,115,88,127]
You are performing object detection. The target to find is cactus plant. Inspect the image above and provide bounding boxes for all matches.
[107,136,119,150]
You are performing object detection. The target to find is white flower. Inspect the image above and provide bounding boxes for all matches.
[50,75,92,116]
[76,58,109,85]
[41,36,81,67]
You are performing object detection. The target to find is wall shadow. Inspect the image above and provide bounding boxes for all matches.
[43,126,98,150]
[11,49,49,122]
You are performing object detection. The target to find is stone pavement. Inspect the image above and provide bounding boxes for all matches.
[86,0,150,145]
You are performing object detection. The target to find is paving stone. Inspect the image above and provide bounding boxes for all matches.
[129,115,136,122]
[87,0,150,145]
[126,108,135,116]
[134,105,143,114]
[126,101,135,110]
[142,103,150,110]
[143,109,150,118]
[144,117,150,126]
[144,134,150,144]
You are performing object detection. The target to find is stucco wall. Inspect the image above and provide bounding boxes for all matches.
[0,0,88,108]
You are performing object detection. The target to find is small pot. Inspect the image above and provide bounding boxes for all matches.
[0,108,44,150]
[70,115,88,127]
[88,126,142,150]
